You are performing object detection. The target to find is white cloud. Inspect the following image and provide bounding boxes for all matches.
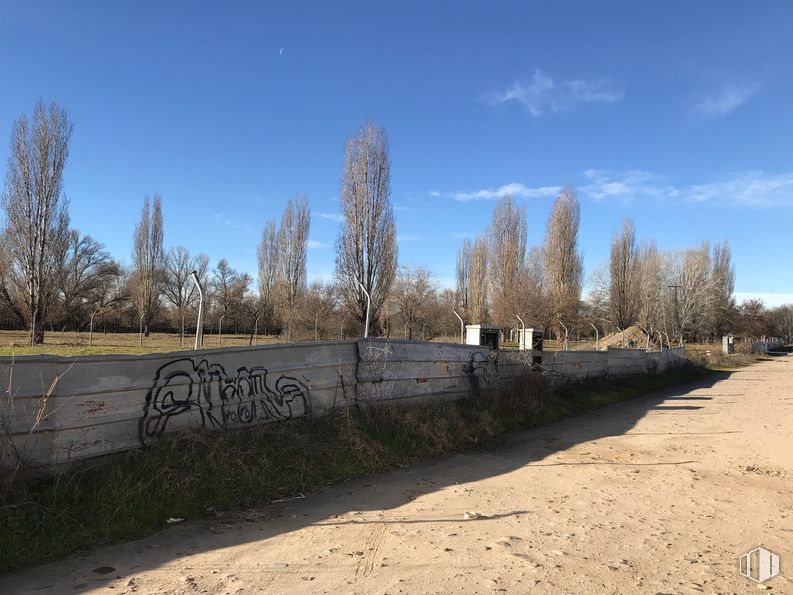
[435,170,793,209]
[317,212,344,223]
[581,169,678,202]
[307,240,326,249]
[485,69,624,117]
[451,182,562,202]
[686,172,793,207]
[397,234,421,242]
[580,169,793,207]
[696,83,760,118]
[211,213,252,231]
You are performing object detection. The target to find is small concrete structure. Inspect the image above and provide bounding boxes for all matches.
[518,328,544,369]
[722,335,735,354]
[518,328,543,351]
[465,324,500,350]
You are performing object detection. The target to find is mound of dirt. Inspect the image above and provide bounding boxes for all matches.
[600,325,656,349]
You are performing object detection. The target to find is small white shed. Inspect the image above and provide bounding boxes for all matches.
[465,324,500,350]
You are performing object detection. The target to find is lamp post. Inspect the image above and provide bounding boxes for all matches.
[558,319,569,351]
[453,310,464,344]
[358,281,370,338]
[590,322,599,351]
[190,271,204,349]
[89,308,101,347]
[515,314,526,350]
[254,316,262,345]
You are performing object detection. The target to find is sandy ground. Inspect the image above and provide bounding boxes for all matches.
[3,357,793,594]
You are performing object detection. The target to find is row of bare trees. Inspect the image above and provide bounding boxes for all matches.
[450,188,741,346]
[0,103,401,343]
[0,100,762,346]
[588,220,735,344]
[454,187,583,340]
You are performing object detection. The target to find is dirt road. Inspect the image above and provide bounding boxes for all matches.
[4,358,793,594]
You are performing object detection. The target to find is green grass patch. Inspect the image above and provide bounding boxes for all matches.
[0,365,711,573]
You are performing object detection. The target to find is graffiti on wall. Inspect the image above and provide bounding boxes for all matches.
[139,358,311,444]
[463,350,499,391]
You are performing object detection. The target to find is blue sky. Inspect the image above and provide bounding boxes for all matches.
[1,1,792,304]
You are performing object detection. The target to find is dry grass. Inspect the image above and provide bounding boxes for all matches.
[0,330,283,357]
[0,365,710,572]
[685,342,771,369]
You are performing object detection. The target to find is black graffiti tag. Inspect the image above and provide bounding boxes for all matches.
[138,358,311,444]
[463,350,499,392]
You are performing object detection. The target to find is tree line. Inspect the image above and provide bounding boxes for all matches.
[0,101,784,346]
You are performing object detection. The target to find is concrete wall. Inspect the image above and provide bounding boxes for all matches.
[0,341,686,468]
[1,341,358,467]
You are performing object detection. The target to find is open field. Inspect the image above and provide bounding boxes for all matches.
[0,330,762,372]
[0,330,282,357]
[2,357,791,592]
[0,330,591,357]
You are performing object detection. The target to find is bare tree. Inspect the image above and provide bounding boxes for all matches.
[391,266,438,339]
[432,287,459,340]
[667,244,716,342]
[162,246,209,327]
[335,120,397,334]
[608,219,639,330]
[257,219,279,334]
[130,194,164,335]
[737,299,769,338]
[0,230,25,326]
[57,230,121,329]
[240,293,263,344]
[587,262,611,326]
[543,184,583,331]
[710,241,735,337]
[770,304,793,342]
[301,281,339,341]
[1,100,72,342]
[277,194,310,339]
[524,245,551,328]
[212,259,244,323]
[455,238,471,313]
[635,240,663,335]
[210,259,252,335]
[467,234,489,323]
[488,195,528,332]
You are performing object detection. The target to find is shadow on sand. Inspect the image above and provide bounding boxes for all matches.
[2,371,732,591]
